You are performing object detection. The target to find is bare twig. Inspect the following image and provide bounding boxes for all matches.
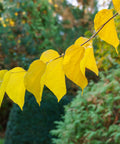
[46,53,64,64]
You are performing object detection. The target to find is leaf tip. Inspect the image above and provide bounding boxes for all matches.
[96,70,99,76]
[21,107,23,111]
[57,91,67,103]
[35,94,42,106]
[57,97,62,103]
[81,87,85,96]
[38,102,41,106]
[115,47,119,54]
[18,103,24,111]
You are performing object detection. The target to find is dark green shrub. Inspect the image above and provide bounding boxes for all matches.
[4,89,73,144]
[0,95,12,133]
[51,67,120,144]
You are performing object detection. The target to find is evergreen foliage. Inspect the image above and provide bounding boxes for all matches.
[0,0,97,69]
[51,67,120,144]
[0,0,63,69]
[4,89,72,144]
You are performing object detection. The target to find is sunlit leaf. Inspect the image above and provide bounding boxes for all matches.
[40,49,66,102]
[6,67,26,110]
[75,37,99,77]
[24,60,46,105]
[112,0,120,14]
[0,67,26,110]
[40,49,59,62]
[0,70,8,106]
[94,9,119,53]
[0,70,8,86]
[75,36,92,48]
[63,44,88,90]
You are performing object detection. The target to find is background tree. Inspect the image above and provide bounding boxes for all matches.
[0,0,99,143]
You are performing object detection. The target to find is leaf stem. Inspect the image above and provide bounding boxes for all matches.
[48,12,118,63]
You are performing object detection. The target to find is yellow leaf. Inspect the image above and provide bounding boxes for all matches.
[0,70,8,86]
[40,50,66,102]
[75,37,99,77]
[0,70,8,106]
[24,60,46,105]
[94,9,119,53]
[6,67,26,110]
[0,67,26,110]
[40,49,59,62]
[112,0,120,14]
[75,36,92,48]
[63,44,88,90]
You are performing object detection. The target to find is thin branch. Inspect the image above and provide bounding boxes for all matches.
[46,53,64,64]
[47,12,118,63]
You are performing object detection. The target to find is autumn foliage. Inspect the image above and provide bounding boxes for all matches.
[0,0,120,110]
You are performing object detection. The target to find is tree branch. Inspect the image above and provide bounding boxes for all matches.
[80,12,118,46]
[48,12,118,63]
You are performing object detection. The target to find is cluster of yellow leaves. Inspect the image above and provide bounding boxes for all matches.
[0,11,26,28]
[0,37,98,110]
[0,0,119,110]
[0,17,15,27]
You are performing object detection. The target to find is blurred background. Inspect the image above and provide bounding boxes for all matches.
[0,0,120,144]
